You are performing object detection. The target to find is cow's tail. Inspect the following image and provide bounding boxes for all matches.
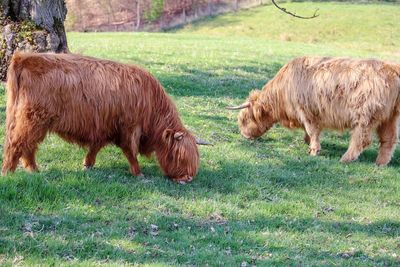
[5,52,24,137]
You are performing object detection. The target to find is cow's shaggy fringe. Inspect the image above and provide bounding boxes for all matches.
[2,52,199,182]
[235,57,400,165]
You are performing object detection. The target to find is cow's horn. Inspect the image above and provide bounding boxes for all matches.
[196,138,213,146]
[226,102,250,110]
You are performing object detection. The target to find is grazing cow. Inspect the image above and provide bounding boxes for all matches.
[228,57,400,165]
[2,52,209,183]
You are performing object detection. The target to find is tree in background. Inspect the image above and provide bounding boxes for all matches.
[0,0,68,80]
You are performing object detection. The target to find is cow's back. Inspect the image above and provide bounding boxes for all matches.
[12,53,154,145]
[282,57,400,129]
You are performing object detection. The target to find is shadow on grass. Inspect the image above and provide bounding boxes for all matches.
[0,207,398,265]
[1,119,397,195]
[1,143,396,202]
[158,63,282,98]
[235,126,400,167]
[0,107,5,122]
[321,142,400,167]
[113,60,284,99]
[0,136,399,264]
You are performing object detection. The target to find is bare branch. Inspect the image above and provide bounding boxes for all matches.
[271,0,319,19]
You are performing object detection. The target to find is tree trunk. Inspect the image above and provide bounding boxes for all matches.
[0,0,68,80]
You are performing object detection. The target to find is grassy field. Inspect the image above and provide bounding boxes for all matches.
[175,2,400,54]
[1,2,400,266]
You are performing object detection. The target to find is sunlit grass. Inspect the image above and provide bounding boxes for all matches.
[174,2,400,54]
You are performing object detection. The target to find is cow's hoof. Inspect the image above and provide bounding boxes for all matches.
[83,165,93,171]
[135,173,145,178]
[173,176,193,184]
[340,154,357,163]
[375,158,390,167]
[24,165,39,173]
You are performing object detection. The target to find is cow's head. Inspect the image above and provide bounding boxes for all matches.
[228,90,275,139]
[156,129,200,184]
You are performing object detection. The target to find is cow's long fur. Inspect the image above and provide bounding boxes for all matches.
[236,57,400,165]
[2,52,199,182]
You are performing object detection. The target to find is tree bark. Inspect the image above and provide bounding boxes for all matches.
[0,0,68,80]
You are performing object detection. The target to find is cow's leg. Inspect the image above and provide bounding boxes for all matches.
[20,149,39,173]
[118,126,143,177]
[376,115,399,166]
[121,147,143,177]
[303,122,321,156]
[2,135,21,175]
[2,110,48,175]
[341,125,372,163]
[83,145,103,170]
[304,132,311,145]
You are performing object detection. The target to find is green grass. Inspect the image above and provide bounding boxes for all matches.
[1,2,400,266]
[174,2,400,54]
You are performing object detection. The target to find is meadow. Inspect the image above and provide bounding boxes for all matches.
[0,2,399,266]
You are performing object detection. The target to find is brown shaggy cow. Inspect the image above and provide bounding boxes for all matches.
[2,52,208,183]
[228,57,400,165]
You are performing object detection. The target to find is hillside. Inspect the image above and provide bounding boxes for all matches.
[174,2,400,53]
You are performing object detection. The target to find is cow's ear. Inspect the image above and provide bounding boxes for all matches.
[252,102,268,124]
[162,129,174,141]
[249,89,261,102]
